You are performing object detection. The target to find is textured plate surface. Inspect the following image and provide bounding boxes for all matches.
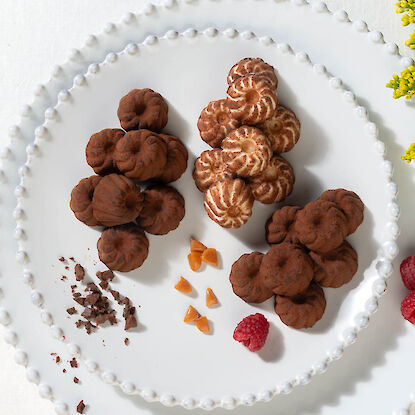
[14,31,397,406]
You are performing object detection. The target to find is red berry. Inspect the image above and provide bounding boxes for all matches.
[233,313,269,352]
[400,256,415,291]
[401,291,415,324]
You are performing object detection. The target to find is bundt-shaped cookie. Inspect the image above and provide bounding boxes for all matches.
[310,240,358,288]
[319,189,364,235]
[70,176,102,226]
[227,57,278,88]
[137,185,185,235]
[154,134,188,183]
[197,99,240,148]
[114,130,167,181]
[117,88,168,132]
[246,155,295,204]
[229,252,274,303]
[92,174,143,227]
[204,178,254,228]
[258,106,300,153]
[221,126,272,177]
[85,129,124,175]
[193,149,233,192]
[97,223,149,272]
[226,74,278,125]
[260,243,314,296]
[294,200,348,254]
[274,281,326,329]
[265,205,301,245]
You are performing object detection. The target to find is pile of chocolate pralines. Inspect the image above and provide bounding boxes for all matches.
[193,57,301,229]
[230,189,364,329]
[70,89,188,272]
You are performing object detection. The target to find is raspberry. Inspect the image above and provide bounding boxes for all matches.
[233,313,269,352]
[401,291,415,324]
[400,256,415,290]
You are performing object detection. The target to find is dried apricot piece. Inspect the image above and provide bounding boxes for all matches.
[184,305,200,323]
[190,238,207,253]
[206,288,218,307]
[195,316,210,334]
[174,276,192,294]
[188,251,202,272]
[202,248,218,267]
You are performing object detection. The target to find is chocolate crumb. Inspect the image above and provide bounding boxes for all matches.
[59,257,65,262]
[85,293,100,305]
[61,275,67,281]
[74,264,85,281]
[73,377,79,384]
[50,352,56,356]
[56,356,61,364]
[63,369,66,373]
[66,307,77,315]
[96,270,115,282]
[69,257,75,262]
[74,297,86,306]
[70,357,78,368]
[110,290,121,303]
[99,280,108,290]
[124,338,129,346]
[85,283,100,293]
[76,400,85,414]
[125,314,137,331]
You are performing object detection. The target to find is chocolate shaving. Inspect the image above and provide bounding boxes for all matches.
[66,307,77,315]
[74,264,85,281]
[76,400,85,414]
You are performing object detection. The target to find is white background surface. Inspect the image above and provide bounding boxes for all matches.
[0,1,414,414]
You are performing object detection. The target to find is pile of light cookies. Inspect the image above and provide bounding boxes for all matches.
[193,58,301,228]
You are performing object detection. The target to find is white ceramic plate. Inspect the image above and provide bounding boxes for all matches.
[13,29,398,408]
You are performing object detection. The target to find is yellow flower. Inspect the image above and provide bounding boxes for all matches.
[402,142,415,163]
[386,65,415,99]
[405,31,415,48]
[396,0,415,25]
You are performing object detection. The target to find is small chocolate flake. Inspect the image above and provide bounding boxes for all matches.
[109,289,121,302]
[122,297,130,306]
[58,257,65,262]
[66,307,77,315]
[125,314,137,331]
[81,307,97,320]
[50,353,56,356]
[124,338,129,346]
[74,264,85,281]
[65,266,69,270]
[99,280,108,290]
[85,293,100,305]
[85,282,100,293]
[74,297,86,306]
[70,357,78,368]
[69,257,75,262]
[74,377,79,384]
[96,270,115,282]
[76,400,85,414]
[56,356,61,364]
[63,369,66,373]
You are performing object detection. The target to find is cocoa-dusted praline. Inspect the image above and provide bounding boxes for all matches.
[154,134,188,183]
[137,185,185,235]
[97,223,149,272]
[117,88,168,132]
[274,281,326,329]
[70,175,102,226]
[319,189,364,235]
[92,174,143,227]
[229,252,273,303]
[114,130,167,181]
[227,58,278,88]
[265,205,301,245]
[85,128,124,175]
[310,240,358,288]
[260,243,314,297]
[294,200,348,254]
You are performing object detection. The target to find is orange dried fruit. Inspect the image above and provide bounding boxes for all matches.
[174,277,192,294]
[195,316,210,334]
[206,288,218,307]
[188,251,202,272]
[202,248,218,267]
[184,305,200,323]
[190,238,207,253]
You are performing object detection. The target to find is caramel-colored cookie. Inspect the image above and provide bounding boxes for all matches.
[222,126,272,177]
[114,130,167,181]
[204,178,254,228]
[117,88,168,132]
[92,174,143,227]
[154,134,188,183]
[260,243,314,296]
[229,252,274,303]
[319,189,364,235]
[274,281,326,329]
[294,200,348,254]
[97,223,149,272]
[197,99,240,148]
[258,106,300,153]
[137,185,185,235]
[265,205,302,245]
[227,58,278,88]
[310,240,358,288]
[247,155,295,204]
[86,129,124,175]
[70,176,102,226]
[226,74,278,124]
[193,149,233,192]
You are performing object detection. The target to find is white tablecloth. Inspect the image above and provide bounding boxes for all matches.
[0,1,414,414]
